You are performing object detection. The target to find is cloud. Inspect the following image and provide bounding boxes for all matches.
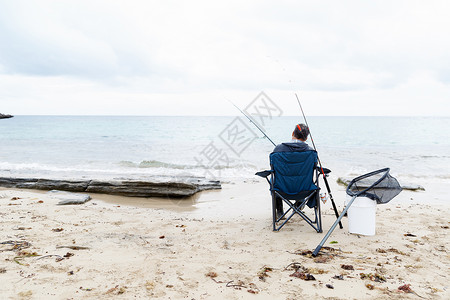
[0,1,174,80]
[0,0,449,115]
[0,3,113,77]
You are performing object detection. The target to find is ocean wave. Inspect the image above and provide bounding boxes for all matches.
[0,161,126,174]
[119,160,198,169]
[118,160,257,170]
[3,159,447,183]
[0,160,260,181]
[418,155,450,159]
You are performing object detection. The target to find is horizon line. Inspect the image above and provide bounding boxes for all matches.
[4,114,449,118]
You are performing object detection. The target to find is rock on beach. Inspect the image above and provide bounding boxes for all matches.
[0,177,221,198]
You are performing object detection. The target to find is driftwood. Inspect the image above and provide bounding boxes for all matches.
[56,245,90,250]
[47,190,92,205]
[0,176,221,198]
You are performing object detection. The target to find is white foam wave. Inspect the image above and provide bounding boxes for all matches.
[0,160,259,181]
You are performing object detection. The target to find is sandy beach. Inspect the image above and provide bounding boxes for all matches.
[0,177,449,300]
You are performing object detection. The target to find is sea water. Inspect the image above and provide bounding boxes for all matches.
[0,116,449,185]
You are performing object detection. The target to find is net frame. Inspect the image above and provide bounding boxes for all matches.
[313,168,402,257]
[346,168,402,204]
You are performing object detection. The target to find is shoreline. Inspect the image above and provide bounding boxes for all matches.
[1,173,446,219]
[1,179,449,299]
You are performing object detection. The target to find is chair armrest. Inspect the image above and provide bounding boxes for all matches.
[255,170,273,178]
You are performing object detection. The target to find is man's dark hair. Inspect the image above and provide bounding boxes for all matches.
[293,123,310,140]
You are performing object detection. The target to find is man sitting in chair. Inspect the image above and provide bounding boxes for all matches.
[272,123,313,218]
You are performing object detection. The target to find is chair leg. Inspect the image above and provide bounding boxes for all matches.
[285,199,321,233]
[316,191,322,233]
[275,198,284,220]
[271,193,277,231]
[271,191,324,233]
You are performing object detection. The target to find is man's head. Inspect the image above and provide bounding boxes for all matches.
[292,123,310,141]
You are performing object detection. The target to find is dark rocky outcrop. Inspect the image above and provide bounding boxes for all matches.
[0,113,13,119]
[337,177,425,191]
[0,177,221,198]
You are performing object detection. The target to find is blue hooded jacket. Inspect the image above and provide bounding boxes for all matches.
[273,141,313,153]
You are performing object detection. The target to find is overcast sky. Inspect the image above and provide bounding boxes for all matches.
[0,0,449,116]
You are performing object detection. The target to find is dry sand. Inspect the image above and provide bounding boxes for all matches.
[0,177,449,299]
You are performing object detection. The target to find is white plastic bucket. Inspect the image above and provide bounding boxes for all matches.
[345,196,376,236]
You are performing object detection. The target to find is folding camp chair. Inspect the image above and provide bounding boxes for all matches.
[256,150,325,233]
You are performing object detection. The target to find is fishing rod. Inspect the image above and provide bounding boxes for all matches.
[229,100,277,147]
[295,93,343,229]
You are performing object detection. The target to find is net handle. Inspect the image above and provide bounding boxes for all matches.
[346,168,390,197]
